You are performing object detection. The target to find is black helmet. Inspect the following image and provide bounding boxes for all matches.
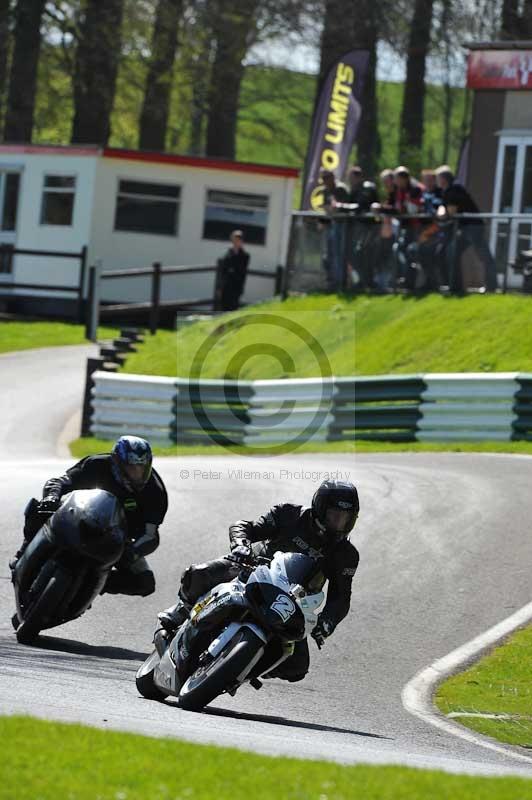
[311,480,359,542]
[111,435,153,492]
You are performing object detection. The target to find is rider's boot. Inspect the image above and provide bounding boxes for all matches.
[157,598,191,633]
[9,540,28,572]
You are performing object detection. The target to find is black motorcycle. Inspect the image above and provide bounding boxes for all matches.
[11,489,126,645]
[136,551,325,711]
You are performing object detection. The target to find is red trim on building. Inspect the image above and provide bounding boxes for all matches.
[0,142,299,178]
[0,144,101,157]
[102,147,299,178]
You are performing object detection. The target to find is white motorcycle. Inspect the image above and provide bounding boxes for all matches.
[136,551,324,711]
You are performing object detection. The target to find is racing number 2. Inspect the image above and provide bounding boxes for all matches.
[270,593,296,622]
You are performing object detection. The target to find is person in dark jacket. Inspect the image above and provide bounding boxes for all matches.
[435,165,497,291]
[10,435,168,597]
[218,230,250,311]
[158,480,360,682]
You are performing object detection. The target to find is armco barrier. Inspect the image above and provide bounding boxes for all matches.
[88,371,532,445]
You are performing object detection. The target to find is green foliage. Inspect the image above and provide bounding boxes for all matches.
[70,436,177,458]
[30,31,466,181]
[0,321,117,353]
[71,436,532,458]
[436,624,532,748]
[119,293,532,379]
[2,715,532,800]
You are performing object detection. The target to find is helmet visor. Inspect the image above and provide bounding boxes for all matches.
[123,462,151,490]
[325,508,357,536]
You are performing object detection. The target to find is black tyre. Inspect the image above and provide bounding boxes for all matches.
[136,650,168,700]
[178,627,264,712]
[16,571,68,645]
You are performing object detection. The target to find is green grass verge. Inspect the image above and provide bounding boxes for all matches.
[0,321,118,354]
[436,624,532,749]
[120,294,532,380]
[69,437,532,459]
[1,716,531,800]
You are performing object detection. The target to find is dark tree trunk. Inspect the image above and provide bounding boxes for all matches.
[398,0,434,165]
[205,0,258,159]
[317,0,379,177]
[138,0,183,151]
[71,0,125,146]
[4,0,45,142]
[0,0,11,134]
[500,0,521,37]
[519,0,532,36]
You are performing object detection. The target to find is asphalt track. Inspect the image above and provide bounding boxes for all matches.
[0,345,531,778]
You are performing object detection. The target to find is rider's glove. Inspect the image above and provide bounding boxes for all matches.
[38,495,61,515]
[311,615,334,649]
[230,543,252,565]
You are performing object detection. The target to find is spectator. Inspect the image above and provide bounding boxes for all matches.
[420,169,443,214]
[320,169,349,291]
[339,166,379,290]
[218,230,249,311]
[378,168,395,207]
[390,166,424,289]
[435,165,497,292]
[346,165,378,211]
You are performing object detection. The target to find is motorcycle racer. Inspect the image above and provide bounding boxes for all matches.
[158,480,359,682]
[10,436,167,597]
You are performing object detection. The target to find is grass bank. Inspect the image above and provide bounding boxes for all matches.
[0,320,117,354]
[436,624,532,749]
[1,716,531,800]
[121,294,532,379]
[69,437,532,459]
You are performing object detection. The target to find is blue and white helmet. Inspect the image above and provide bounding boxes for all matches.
[111,435,153,492]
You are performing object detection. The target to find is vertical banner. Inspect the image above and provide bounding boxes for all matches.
[301,50,369,210]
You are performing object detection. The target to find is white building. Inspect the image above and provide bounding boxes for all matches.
[0,144,298,316]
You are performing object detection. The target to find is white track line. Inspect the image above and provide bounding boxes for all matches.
[402,601,532,765]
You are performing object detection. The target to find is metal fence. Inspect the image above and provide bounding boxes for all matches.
[285,211,532,295]
[87,371,532,446]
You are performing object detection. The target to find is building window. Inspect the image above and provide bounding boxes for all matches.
[203,189,269,245]
[40,175,76,225]
[0,172,20,232]
[114,179,181,236]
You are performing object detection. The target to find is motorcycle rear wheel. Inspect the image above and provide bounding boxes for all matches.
[178,627,264,712]
[16,571,68,645]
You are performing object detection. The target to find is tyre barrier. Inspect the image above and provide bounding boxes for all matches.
[86,370,532,446]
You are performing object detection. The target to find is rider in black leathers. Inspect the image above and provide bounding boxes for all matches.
[158,480,360,682]
[10,436,168,597]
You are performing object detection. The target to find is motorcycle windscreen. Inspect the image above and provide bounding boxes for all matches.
[268,551,323,592]
[51,489,126,565]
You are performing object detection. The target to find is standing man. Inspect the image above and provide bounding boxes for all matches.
[435,165,497,292]
[218,230,250,312]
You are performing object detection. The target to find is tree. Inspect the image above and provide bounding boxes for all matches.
[71,0,125,145]
[501,0,532,36]
[138,0,183,151]
[205,0,259,159]
[0,0,11,134]
[398,0,434,168]
[4,0,46,142]
[317,0,380,177]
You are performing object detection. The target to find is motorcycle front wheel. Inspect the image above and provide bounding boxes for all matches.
[16,569,69,645]
[178,627,264,712]
[136,649,168,700]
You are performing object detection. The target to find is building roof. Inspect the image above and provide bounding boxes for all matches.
[0,143,299,178]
